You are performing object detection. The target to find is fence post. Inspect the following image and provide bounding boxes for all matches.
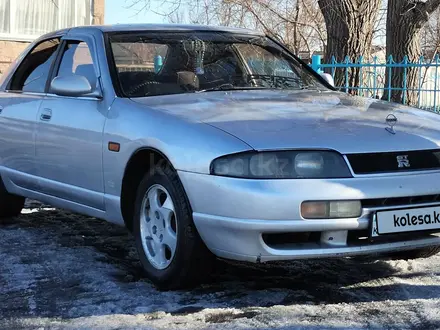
[344,56,350,93]
[331,56,336,80]
[387,55,393,102]
[417,56,423,109]
[311,54,323,74]
[359,56,363,97]
[373,56,378,99]
[402,55,408,105]
[434,55,439,112]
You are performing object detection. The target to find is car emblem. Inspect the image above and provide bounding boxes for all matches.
[385,114,397,134]
[396,155,410,168]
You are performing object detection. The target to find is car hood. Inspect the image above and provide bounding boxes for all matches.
[132,89,440,154]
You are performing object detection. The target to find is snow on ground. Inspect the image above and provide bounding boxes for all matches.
[0,200,440,329]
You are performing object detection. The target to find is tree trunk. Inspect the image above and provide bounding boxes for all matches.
[318,0,381,89]
[293,0,300,54]
[383,0,440,105]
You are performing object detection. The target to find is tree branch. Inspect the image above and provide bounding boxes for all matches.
[425,0,440,14]
[415,0,440,22]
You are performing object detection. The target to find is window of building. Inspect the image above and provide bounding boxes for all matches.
[0,0,92,42]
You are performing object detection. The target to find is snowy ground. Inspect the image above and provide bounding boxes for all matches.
[1,201,440,330]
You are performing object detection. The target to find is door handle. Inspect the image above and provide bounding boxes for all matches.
[0,106,3,114]
[40,108,52,121]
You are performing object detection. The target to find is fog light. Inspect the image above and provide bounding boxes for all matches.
[301,201,361,219]
[301,201,328,218]
[329,201,362,218]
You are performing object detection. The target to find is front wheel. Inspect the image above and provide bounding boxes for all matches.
[133,164,213,289]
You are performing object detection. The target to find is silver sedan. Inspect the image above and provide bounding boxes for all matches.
[1,24,440,289]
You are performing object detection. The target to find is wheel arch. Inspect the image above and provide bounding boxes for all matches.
[121,146,177,231]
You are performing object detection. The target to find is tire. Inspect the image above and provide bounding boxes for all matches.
[0,177,25,219]
[133,164,214,290]
[386,246,440,260]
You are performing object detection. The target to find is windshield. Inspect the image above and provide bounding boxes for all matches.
[107,31,326,97]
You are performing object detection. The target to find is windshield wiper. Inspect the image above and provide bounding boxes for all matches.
[197,84,269,93]
[247,74,321,90]
[248,74,302,84]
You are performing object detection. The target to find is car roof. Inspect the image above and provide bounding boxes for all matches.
[40,24,264,40]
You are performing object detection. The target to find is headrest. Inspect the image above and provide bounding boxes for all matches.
[75,64,97,88]
[177,71,199,91]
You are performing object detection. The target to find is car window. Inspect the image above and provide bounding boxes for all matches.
[108,32,323,97]
[111,40,247,97]
[56,41,96,88]
[9,38,60,93]
[112,40,245,97]
[112,42,168,73]
[235,44,299,78]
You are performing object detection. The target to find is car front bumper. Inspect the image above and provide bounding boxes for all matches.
[178,170,440,262]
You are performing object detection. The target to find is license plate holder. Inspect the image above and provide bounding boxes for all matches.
[372,205,440,237]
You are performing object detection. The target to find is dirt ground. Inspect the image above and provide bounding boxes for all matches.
[0,200,439,330]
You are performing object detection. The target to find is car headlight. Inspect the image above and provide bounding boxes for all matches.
[211,151,351,179]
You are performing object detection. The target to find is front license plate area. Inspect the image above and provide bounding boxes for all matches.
[372,205,440,237]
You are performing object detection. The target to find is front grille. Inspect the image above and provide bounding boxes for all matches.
[346,149,440,174]
[362,194,440,208]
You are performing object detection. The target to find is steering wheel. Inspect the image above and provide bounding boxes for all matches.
[127,80,160,96]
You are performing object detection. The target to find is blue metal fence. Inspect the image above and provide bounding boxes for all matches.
[311,55,440,112]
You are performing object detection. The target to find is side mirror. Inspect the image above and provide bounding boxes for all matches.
[50,75,94,97]
[320,72,335,88]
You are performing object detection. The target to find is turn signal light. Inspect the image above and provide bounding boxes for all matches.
[301,201,362,219]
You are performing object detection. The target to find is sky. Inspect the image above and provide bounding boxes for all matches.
[105,0,168,25]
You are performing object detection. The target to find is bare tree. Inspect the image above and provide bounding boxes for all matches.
[317,0,382,88]
[126,0,326,55]
[383,0,440,105]
[372,1,387,47]
[420,7,440,57]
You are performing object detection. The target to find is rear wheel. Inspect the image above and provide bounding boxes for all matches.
[0,178,25,219]
[386,246,440,260]
[133,164,214,289]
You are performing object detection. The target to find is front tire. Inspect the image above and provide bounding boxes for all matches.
[133,164,213,289]
[0,178,24,219]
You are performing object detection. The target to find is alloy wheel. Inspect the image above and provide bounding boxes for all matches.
[139,184,178,270]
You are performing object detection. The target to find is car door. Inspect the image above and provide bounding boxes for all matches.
[35,36,106,210]
[0,38,61,191]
